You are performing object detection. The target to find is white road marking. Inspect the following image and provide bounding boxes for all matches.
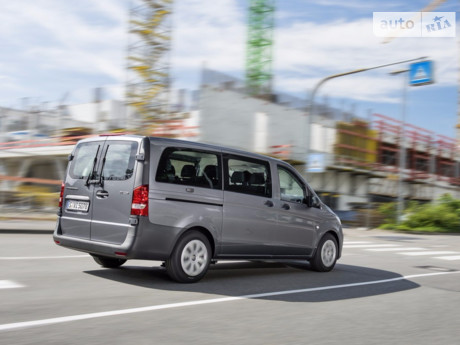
[0,271,459,332]
[366,247,424,252]
[0,255,88,260]
[0,280,24,289]
[400,251,458,256]
[343,241,371,245]
[343,244,398,249]
[434,255,460,261]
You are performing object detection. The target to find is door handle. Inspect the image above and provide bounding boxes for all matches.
[264,200,274,207]
[96,190,109,198]
[282,203,290,210]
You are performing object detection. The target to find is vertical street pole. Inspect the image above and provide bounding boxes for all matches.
[366,108,373,229]
[394,71,408,224]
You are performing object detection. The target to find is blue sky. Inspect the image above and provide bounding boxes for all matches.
[0,0,458,138]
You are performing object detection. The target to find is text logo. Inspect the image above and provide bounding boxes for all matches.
[373,12,456,38]
[422,12,456,37]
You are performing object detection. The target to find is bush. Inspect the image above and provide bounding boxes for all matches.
[378,194,460,233]
[378,202,397,225]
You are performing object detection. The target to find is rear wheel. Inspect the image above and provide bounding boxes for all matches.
[166,231,211,283]
[92,255,126,268]
[310,233,338,272]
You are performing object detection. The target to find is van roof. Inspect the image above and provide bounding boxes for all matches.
[149,136,284,163]
[101,134,285,163]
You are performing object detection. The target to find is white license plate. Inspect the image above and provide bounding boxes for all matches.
[66,200,90,212]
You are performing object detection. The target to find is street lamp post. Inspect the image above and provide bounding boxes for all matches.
[390,69,409,224]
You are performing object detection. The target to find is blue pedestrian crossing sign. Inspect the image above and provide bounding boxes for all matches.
[409,60,434,86]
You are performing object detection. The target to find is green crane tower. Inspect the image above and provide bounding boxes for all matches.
[245,0,275,96]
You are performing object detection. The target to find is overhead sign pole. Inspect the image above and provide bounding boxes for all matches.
[391,60,434,224]
[305,57,428,173]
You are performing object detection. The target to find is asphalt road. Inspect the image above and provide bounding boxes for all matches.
[1,228,459,345]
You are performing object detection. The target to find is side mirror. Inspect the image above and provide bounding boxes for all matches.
[305,194,320,208]
[304,195,313,207]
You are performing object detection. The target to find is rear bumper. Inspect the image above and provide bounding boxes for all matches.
[53,216,137,259]
[53,216,181,261]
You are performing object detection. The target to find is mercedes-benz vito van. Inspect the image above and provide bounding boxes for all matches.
[54,135,343,283]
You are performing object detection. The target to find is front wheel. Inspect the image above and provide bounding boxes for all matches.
[92,255,126,268]
[166,231,211,283]
[310,233,338,272]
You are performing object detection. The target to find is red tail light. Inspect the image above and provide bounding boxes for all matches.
[131,185,149,216]
[59,182,65,209]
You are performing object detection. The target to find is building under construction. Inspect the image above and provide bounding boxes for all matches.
[1,0,459,224]
[199,69,460,221]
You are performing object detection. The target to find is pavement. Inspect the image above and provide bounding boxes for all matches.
[0,211,57,233]
[2,228,459,344]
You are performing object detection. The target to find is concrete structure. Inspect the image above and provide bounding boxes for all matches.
[197,78,460,217]
[1,70,459,221]
[199,85,336,161]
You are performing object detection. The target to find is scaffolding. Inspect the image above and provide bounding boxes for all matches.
[372,113,460,186]
[405,125,433,181]
[436,135,458,184]
[334,119,378,169]
[245,0,275,96]
[373,113,404,174]
[126,0,173,127]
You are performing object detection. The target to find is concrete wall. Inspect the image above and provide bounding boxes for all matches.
[67,100,130,130]
[199,86,335,160]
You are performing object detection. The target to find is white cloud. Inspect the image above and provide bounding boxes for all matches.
[0,0,456,117]
[272,17,457,101]
[171,5,456,106]
[0,0,128,104]
[171,0,246,72]
[275,75,400,103]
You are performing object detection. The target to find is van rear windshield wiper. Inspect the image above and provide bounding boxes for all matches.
[85,145,100,186]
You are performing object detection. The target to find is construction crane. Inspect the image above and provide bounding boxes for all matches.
[126,0,173,128]
[245,0,275,96]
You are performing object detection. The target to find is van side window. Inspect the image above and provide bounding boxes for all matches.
[101,142,138,181]
[278,166,305,203]
[70,142,101,179]
[225,156,271,198]
[156,148,222,189]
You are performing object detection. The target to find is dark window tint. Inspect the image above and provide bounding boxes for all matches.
[101,142,138,181]
[70,142,101,179]
[156,148,221,189]
[225,156,271,197]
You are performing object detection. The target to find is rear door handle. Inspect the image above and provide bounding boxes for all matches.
[96,190,109,198]
[264,200,274,207]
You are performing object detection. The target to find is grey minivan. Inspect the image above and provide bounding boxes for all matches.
[54,135,343,283]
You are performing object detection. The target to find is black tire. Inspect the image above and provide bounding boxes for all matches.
[92,255,127,268]
[166,231,211,283]
[310,233,338,272]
